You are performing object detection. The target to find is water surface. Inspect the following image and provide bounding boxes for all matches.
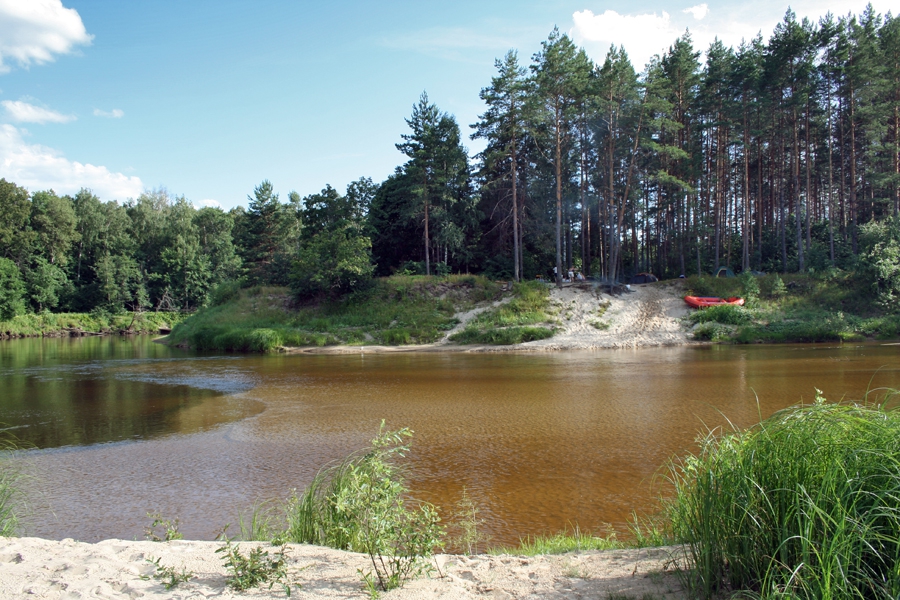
[3,337,899,547]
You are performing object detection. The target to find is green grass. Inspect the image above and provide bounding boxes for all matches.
[493,527,624,555]
[449,281,556,345]
[0,433,27,537]
[167,275,502,352]
[0,310,185,338]
[666,392,900,599]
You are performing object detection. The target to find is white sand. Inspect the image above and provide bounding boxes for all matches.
[0,537,686,599]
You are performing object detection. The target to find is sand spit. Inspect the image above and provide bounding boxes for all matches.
[283,280,693,355]
[0,537,686,599]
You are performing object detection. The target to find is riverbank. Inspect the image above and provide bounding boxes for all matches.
[0,311,184,340]
[0,537,685,599]
[280,280,693,354]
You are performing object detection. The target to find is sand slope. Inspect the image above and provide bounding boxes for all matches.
[0,537,686,599]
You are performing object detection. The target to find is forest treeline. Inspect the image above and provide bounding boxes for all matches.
[3,6,900,319]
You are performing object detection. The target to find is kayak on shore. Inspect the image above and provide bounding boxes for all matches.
[684,295,745,309]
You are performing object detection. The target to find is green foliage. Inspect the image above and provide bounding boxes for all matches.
[145,512,183,542]
[859,216,900,312]
[280,423,443,592]
[0,257,26,320]
[667,395,900,599]
[767,274,787,299]
[142,557,193,590]
[0,310,183,338]
[167,276,501,352]
[0,433,25,537]
[688,304,752,326]
[449,281,555,344]
[290,229,374,301]
[449,326,555,345]
[216,536,293,596]
[691,322,733,342]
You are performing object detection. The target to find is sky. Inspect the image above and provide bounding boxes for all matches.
[0,0,895,210]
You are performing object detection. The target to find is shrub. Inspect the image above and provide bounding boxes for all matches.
[290,230,374,301]
[667,395,900,599]
[281,423,443,592]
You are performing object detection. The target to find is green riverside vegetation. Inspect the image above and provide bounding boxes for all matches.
[0,310,185,339]
[667,394,900,599]
[686,270,900,343]
[448,280,556,345]
[166,275,502,352]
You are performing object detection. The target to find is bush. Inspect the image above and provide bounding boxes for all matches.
[281,423,442,592]
[290,230,374,301]
[667,395,900,599]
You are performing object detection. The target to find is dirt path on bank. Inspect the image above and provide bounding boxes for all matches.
[0,537,686,599]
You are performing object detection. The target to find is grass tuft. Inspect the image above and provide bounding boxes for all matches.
[666,391,900,599]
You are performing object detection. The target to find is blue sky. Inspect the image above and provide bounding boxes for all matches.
[0,0,893,210]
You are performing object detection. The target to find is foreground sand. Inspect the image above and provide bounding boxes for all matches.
[285,280,692,355]
[0,537,685,599]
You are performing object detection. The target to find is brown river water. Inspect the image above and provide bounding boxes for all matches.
[2,336,900,547]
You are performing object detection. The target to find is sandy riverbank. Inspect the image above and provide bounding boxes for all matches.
[0,537,686,599]
[283,280,693,355]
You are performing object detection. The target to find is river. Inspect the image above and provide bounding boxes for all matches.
[2,336,899,547]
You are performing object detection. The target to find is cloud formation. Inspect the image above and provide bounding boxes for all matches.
[93,108,124,119]
[196,199,221,209]
[572,1,898,71]
[684,4,709,20]
[3,99,74,124]
[0,124,142,200]
[0,0,92,73]
[572,9,678,68]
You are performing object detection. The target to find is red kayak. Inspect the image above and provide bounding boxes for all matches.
[684,295,745,309]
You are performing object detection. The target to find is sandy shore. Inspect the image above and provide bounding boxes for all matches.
[0,537,686,599]
[284,280,693,355]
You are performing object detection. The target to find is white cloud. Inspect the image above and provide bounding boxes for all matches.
[684,4,709,20]
[196,199,221,209]
[0,0,92,74]
[3,99,74,123]
[574,1,900,71]
[0,124,142,200]
[572,9,678,68]
[93,108,124,119]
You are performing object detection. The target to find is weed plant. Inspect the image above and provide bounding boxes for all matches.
[216,536,293,596]
[142,557,193,590]
[666,392,900,599]
[144,512,183,541]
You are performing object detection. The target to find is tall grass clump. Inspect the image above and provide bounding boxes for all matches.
[667,392,900,599]
[0,433,27,536]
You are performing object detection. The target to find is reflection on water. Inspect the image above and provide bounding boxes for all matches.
[0,336,260,447]
[5,340,900,547]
